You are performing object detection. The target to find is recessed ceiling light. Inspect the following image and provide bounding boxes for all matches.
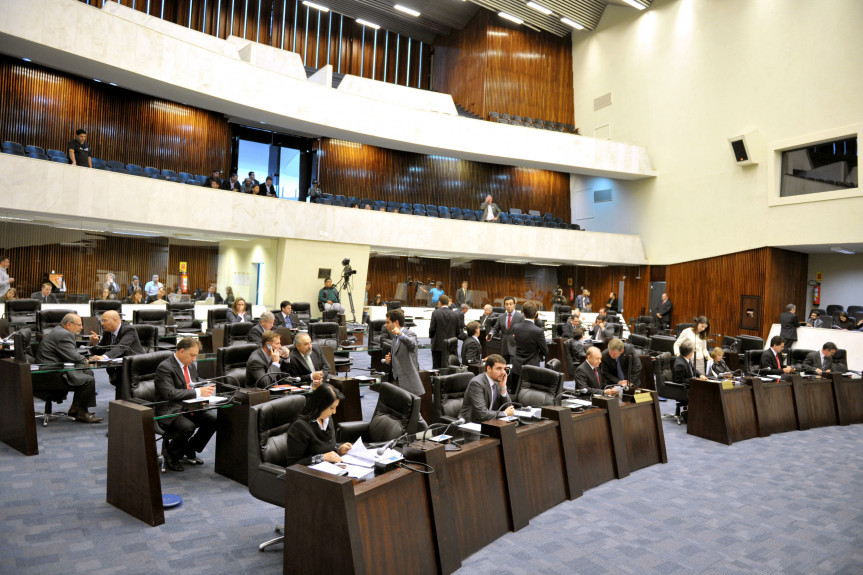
[260,121,266,124]
[498,12,524,24]
[109,82,117,86]
[93,78,102,82]
[619,0,646,10]
[394,4,420,17]
[302,1,330,12]
[526,2,552,16]
[356,18,380,29]
[831,247,855,255]
[21,57,31,62]
[560,17,584,30]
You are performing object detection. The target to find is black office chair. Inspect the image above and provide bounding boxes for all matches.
[825,304,844,315]
[217,343,258,388]
[432,371,472,423]
[248,395,307,550]
[744,349,766,375]
[292,302,312,325]
[368,319,388,346]
[721,336,740,352]
[36,309,75,336]
[224,322,254,346]
[167,302,199,329]
[321,309,339,322]
[847,305,863,315]
[637,315,656,327]
[19,328,69,426]
[386,301,402,311]
[628,333,649,353]
[631,322,649,336]
[791,349,815,371]
[516,363,564,407]
[133,308,168,337]
[819,316,833,329]
[735,335,764,353]
[309,322,339,349]
[336,383,421,444]
[207,307,229,331]
[564,338,586,379]
[131,324,158,353]
[648,335,676,355]
[676,323,695,336]
[832,349,848,372]
[655,352,687,424]
[116,350,174,401]
[5,299,41,327]
[445,337,460,368]
[90,300,122,319]
[552,305,571,324]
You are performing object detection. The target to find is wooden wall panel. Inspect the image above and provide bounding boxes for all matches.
[318,139,571,220]
[432,10,575,125]
[0,222,218,300]
[559,265,651,319]
[763,248,809,339]
[0,56,232,176]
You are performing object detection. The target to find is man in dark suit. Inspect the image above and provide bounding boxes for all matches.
[759,336,795,376]
[154,338,217,471]
[478,304,495,331]
[273,300,297,329]
[455,281,472,307]
[487,296,523,364]
[288,332,331,388]
[246,330,291,388]
[260,176,278,197]
[196,284,223,304]
[600,338,642,389]
[31,282,59,303]
[673,342,708,383]
[510,301,548,394]
[479,195,501,222]
[429,295,458,369]
[35,313,102,423]
[461,321,483,365]
[565,327,587,374]
[459,354,515,423]
[655,292,673,328]
[802,341,837,375]
[574,346,611,396]
[247,311,275,345]
[561,315,581,338]
[87,310,144,386]
[456,303,470,340]
[383,309,425,399]
[220,173,242,192]
[779,304,800,349]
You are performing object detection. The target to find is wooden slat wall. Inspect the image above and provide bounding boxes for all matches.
[0,222,218,300]
[562,265,651,319]
[92,0,432,89]
[432,10,575,125]
[0,57,232,176]
[318,139,571,220]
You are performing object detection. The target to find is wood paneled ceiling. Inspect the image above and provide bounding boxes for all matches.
[315,0,651,42]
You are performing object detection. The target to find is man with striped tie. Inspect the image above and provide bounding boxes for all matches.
[155,338,217,472]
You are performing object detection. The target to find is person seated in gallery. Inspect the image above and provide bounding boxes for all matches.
[124,289,144,304]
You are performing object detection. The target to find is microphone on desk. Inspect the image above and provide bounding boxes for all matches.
[495,402,523,419]
[439,418,465,440]
[254,372,301,390]
[376,432,410,455]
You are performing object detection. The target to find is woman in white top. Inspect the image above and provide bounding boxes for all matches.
[674,316,711,373]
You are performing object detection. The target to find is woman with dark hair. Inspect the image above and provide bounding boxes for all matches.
[226,297,251,323]
[125,289,144,304]
[371,293,384,306]
[606,291,619,312]
[836,312,857,330]
[284,383,352,467]
[674,315,711,372]
[224,286,235,306]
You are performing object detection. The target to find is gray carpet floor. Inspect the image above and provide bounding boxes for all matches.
[1,344,862,575]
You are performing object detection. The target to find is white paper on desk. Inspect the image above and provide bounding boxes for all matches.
[514,407,541,418]
[563,398,593,408]
[458,422,482,432]
[763,375,780,381]
[341,438,402,468]
[309,461,348,476]
[342,463,375,479]
[207,396,229,404]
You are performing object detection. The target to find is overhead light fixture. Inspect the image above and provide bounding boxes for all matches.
[526,2,552,16]
[356,18,380,29]
[831,247,855,255]
[302,1,330,12]
[21,57,31,62]
[394,4,420,17]
[93,78,102,83]
[560,17,584,30]
[108,82,117,86]
[619,0,646,10]
[498,12,524,24]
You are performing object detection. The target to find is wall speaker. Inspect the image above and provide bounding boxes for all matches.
[728,129,762,166]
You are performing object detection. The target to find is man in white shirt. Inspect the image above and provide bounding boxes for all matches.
[459,354,515,423]
[144,274,163,298]
[479,195,501,222]
[0,255,14,301]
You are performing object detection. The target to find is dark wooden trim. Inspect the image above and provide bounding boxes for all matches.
[541,406,580,500]
[790,375,810,430]
[0,358,38,456]
[329,376,363,425]
[480,419,529,531]
[419,370,433,424]
[593,396,630,479]
[214,390,268,485]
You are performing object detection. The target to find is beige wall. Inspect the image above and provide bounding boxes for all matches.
[217,239,279,307]
[570,0,863,264]
[806,253,863,313]
[276,239,370,318]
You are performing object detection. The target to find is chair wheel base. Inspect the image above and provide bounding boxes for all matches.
[259,535,284,551]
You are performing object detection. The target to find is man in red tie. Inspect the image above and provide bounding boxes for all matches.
[155,337,217,472]
[759,336,795,376]
[574,346,618,396]
[486,296,523,371]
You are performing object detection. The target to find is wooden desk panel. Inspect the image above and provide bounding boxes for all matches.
[639,355,656,391]
[355,470,439,575]
[752,380,798,436]
[833,374,863,425]
[570,408,617,491]
[547,338,568,380]
[689,380,759,445]
[446,439,510,559]
[515,421,567,518]
[329,376,363,425]
[620,400,664,472]
[800,378,838,429]
[0,359,38,456]
[723,386,760,443]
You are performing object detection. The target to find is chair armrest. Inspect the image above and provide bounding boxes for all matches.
[336,421,370,443]
[439,415,457,424]
[259,462,287,478]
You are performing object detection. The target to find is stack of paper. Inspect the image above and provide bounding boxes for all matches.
[341,438,403,469]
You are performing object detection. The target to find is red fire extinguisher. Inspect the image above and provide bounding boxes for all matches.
[812,285,820,306]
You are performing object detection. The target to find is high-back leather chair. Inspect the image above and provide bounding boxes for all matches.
[431,372,472,423]
[825,304,844,315]
[676,322,695,336]
[446,337,460,367]
[832,349,848,372]
[292,302,312,325]
[36,309,75,336]
[648,334,677,355]
[133,308,168,337]
[131,324,158,353]
[735,335,764,353]
[847,305,863,315]
[117,350,174,401]
[744,349,765,375]
[655,352,687,424]
[5,299,41,327]
[368,319,387,346]
[336,382,421,444]
[23,328,69,426]
[631,322,648,336]
[217,343,258,388]
[552,304,571,324]
[516,364,564,407]
[628,333,649,353]
[224,321,254,346]
[386,301,402,311]
[791,348,815,371]
[819,316,833,329]
[309,322,339,349]
[722,336,740,351]
[167,302,197,328]
[248,395,307,550]
[637,315,655,326]
[207,307,229,331]
[90,300,122,319]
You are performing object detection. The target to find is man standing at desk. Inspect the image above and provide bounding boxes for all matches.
[88,310,144,385]
[779,304,800,349]
[760,336,795,375]
[459,354,515,423]
[487,296,523,366]
[35,313,103,423]
[510,301,547,394]
[154,338,216,472]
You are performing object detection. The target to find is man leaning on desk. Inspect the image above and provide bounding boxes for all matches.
[802,341,837,375]
[154,338,217,472]
[459,354,515,423]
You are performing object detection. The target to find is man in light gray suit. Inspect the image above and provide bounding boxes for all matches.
[383,309,427,429]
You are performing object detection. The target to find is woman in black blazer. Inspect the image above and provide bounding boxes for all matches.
[284,384,352,467]
[707,347,731,379]
[226,297,252,323]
